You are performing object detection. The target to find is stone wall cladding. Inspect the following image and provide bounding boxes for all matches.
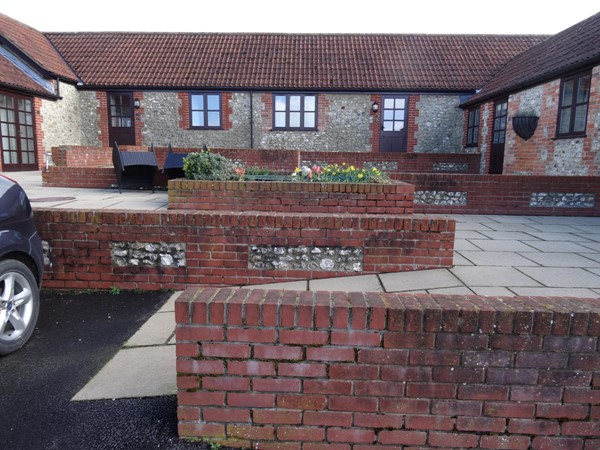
[175,287,600,449]
[530,192,595,208]
[415,190,467,205]
[78,91,102,147]
[249,245,363,271]
[40,82,82,152]
[112,242,186,267]
[414,95,464,153]
[432,162,469,172]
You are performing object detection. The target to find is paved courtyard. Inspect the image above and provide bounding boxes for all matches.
[8,171,600,400]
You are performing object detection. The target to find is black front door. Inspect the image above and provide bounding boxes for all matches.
[380,95,408,152]
[0,93,37,171]
[108,93,135,146]
[489,99,508,174]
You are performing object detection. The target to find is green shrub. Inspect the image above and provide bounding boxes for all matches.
[183,150,235,181]
[293,163,391,184]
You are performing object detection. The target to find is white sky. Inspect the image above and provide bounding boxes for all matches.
[2,1,599,34]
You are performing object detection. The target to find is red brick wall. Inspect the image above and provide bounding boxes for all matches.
[168,180,415,215]
[34,209,455,290]
[96,92,109,147]
[42,167,115,188]
[175,287,600,449]
[50,146,112,167]
[401,173,600,216]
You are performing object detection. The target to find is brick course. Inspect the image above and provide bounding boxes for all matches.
[176,288,600,448]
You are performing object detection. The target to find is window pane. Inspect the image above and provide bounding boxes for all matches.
[559,109,571,134]
[383,121,393,131]
[289,111,301,128]
[304,112,315,128]
[192,111,204,127]
[207,95,220,110]
[289,96,301,111]
[275,111,286,128]
[383,110,393,121]
[574,105,587,132]
[207,111,220,127]
[577,75,591,103]
[473,110,480,126]
[394,110,404,120]
[384,98,394,109]
[0,109,6,122]
[191,95,204,110]
[562,79,574,106]
[395,98,405,109]
[394,121,404,132]
[275,96,286,111]
[304,96,316,111]
[0,95,6,108]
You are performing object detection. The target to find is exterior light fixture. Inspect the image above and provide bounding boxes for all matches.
[133,98,140,109]
[372,101,379,113]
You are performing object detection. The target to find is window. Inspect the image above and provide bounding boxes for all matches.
[273,94,317,130]
[557,71,591,137]
[0,92,36,169]
[466,107,480,146]
[190,93,221,128]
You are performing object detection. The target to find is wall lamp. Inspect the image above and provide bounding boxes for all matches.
[133,98,141,109]
[371,101,379,113]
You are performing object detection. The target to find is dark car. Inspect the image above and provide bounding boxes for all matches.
[0,174,44,355]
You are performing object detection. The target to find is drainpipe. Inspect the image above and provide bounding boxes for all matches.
[249,90,254,149]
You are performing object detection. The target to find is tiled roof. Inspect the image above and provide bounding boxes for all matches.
[0,13,77,83]
[463,11,600,106]
[45,33,547,91]
[0,54,57,96]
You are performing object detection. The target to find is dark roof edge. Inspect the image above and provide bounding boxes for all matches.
[0,82,61,99]
[460,58,600,108]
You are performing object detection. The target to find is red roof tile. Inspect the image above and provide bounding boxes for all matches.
[0,13,77,83]
[45,33,547,91]
[463,11,600,106]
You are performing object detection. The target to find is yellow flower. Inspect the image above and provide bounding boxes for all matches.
[358,173,364,179]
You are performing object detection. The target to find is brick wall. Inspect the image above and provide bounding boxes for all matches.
[34,209,455,290]
[175,287,600,449]
[51,145,113,167]
[401,173,600,216]
[167,179,415,215]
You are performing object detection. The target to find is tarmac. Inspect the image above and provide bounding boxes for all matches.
[8,170,600,401]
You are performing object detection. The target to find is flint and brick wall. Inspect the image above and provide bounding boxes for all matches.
[175,287,600,449]
[168,180,415,215]
[401,173,600,216]
[33,209,454,290]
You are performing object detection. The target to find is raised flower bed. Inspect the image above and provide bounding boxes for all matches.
[168,179,415,214]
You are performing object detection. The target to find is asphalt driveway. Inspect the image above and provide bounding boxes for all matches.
[0,289,213,449]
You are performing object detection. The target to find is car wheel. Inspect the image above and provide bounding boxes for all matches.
[0,259,40,356]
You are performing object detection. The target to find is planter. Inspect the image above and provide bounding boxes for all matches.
[168,179,415,214]
[512,116,539,140]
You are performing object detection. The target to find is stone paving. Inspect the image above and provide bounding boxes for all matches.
[8,171,600,399]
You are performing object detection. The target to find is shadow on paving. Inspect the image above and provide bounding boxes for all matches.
[0,289,230,449]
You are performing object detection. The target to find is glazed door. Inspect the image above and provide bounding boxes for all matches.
[108,93,135,146]
[0,93,37,171]
[380,95,408,152]
[489,99,508,174]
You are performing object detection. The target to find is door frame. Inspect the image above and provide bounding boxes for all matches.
[379,95,408,152]
[107,92,136,147]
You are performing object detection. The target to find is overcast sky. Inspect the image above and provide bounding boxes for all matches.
[2,1,599,34]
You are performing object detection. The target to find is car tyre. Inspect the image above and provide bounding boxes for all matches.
[0,259,40,355]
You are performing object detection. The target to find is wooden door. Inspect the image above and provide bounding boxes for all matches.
[0,93,37,171]
[380,96,408,152]
[108,93,135,146]
[489,99,508,174]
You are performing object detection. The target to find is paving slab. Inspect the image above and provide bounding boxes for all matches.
[478,231,540,241]
[468,240,538,252]
[525,232,593,242]
[458,251,539,267]
[379,269,463,292]
[449,266,541,287]
[455,230,489,239]
[427,286,475,295]
[578,242,600,252]
[480,223,539,232]
[517,241,594,253]
[525,224,589,233]
[518,252,600,268]
[453,239,483,251]
[510,287,599,298]
[470,287,516,296]
[250,280,309,291]
[581,253,600,263]
[125,311,175,347]
[309,274,382,292]
[452,253,474,266]
[72,345,177,400]
[516,267,600,288]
